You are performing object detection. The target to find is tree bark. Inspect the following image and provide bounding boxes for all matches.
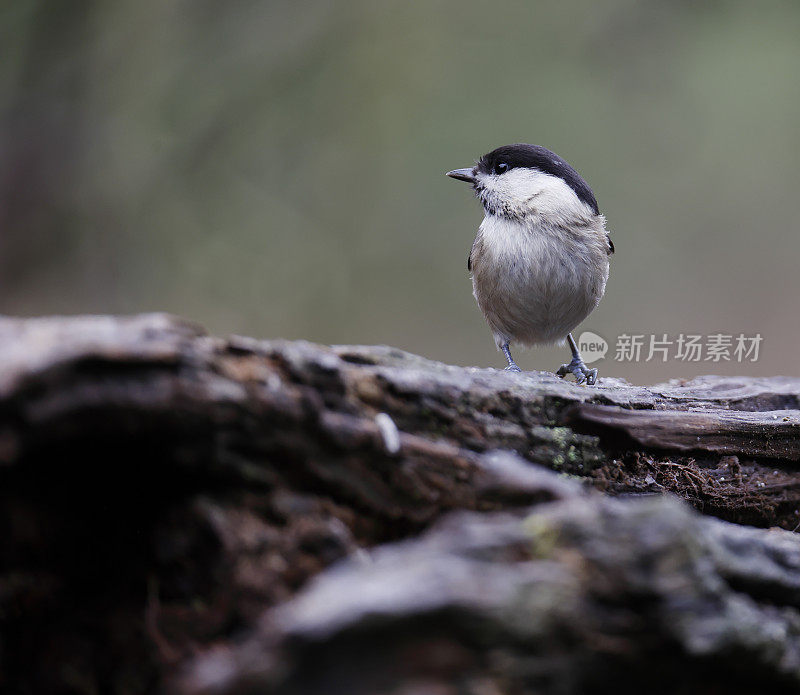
[0,314,798,694]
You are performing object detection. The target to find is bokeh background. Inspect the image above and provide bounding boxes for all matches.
[2,1,799,383]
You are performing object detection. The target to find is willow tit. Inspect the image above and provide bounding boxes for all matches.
[447,144,613,385]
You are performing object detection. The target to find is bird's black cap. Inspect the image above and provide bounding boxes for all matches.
[477,144,599,214]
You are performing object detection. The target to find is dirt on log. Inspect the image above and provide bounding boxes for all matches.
[0,313,798,694]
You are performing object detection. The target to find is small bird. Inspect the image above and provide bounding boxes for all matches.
[447,143,613,385]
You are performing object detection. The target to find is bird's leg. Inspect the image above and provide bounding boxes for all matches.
[556,333,598,385]
[500,342,521,372]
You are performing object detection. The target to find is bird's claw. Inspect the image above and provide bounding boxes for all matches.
[556,359,597,386]
[504,364,521,372]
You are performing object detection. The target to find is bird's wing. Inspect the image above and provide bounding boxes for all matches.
[607,232,615,255]
[468,235,481,271]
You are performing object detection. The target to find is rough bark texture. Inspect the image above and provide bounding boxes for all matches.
[0,313,798,694]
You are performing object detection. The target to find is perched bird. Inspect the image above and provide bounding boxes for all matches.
[447,143,613,385]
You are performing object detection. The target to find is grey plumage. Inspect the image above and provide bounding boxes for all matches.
[448,143,612,384]
[471,211,609,348]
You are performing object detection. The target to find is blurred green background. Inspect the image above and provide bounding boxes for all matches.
[1,1,798,383]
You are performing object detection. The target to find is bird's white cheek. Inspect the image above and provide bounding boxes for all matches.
[476,170,548,214]
[497,177,541,208]
[475,174,525,214]
[479,169,591,219]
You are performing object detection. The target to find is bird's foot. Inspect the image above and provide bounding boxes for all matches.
[500,343,522,372]
[556,358,597,386]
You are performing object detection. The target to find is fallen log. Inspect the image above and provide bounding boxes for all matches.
[0,313,797,693]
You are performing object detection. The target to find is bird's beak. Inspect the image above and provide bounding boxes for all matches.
[446,168,476,183]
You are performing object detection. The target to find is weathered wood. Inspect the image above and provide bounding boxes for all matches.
[571,403,800,460]
[174,477,800,695]
[0,314,798,694]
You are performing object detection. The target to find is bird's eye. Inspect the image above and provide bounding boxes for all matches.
[494,162,509,175]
